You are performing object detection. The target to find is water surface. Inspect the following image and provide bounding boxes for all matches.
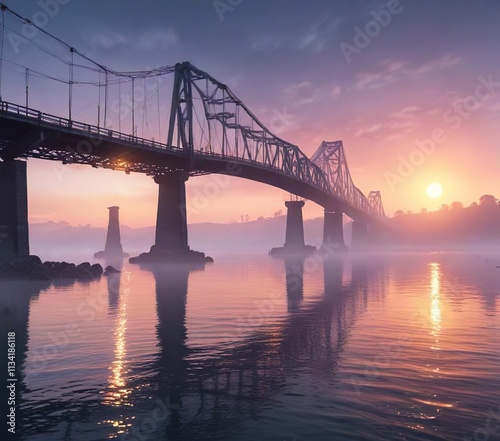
[1,252,499,440]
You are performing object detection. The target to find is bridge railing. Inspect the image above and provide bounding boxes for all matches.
[0,101,185,154]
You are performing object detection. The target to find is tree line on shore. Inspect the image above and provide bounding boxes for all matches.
[389,195,500,246]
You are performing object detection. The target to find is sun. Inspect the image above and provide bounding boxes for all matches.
[426,182,443,199]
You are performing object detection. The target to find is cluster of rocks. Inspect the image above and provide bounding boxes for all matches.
[0,256,103,281]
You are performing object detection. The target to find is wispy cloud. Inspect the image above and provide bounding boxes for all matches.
[88,28,179,51]
[354,55,463,90]
[281,80,342,107]
[250,36,283,52]
[355,123,382,138]
[251,17,341,54]
[331,84,342,99]
[410,55,462,75]
[297,18,341,53]
[390,106,420,119]
[487,101,500,112]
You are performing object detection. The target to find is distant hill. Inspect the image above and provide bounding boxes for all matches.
[29,216,353,260]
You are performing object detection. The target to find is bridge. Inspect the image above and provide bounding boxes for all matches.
[0,4,387,261]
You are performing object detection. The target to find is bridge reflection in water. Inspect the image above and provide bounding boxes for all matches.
[121,255,382,440]
[2,254,390,440]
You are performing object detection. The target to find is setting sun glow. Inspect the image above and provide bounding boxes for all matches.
[426,183,443,199]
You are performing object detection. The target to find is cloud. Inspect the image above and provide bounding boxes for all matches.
[355,123,382,138]
[354,55,463,90]
[283,81,324,106]
[251,17,341,54]
[88,28,179,51]
[296,18,341,53]
[250,36,283,52]
[410,55,462,75]
[281,80,342,108]
[331,84,342,99]
[390,106,420,119]
[487,101,500,112]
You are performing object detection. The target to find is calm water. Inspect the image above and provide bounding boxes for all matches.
[1,252,499,441]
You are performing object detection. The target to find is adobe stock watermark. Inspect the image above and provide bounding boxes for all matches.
[384,74,500,192]
[24,274,123,377]
[6,0,71,53]
[180,162,242,217]
[340,0,412,64]
[463,407,500,441]
[268,107,294,135]
[348,308,425,395]
[119,396,180,441]
[222,236,344,343]
[213,0,243,22]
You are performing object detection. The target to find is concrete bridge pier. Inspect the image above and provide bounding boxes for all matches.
[153,172,190,253]
[270,200,315,257]
[284,201,306,248]
[129,172,208,265]
[351,220,369,249]
[94,206,128,259]
[321,211,347,254]
[0,160,29,257]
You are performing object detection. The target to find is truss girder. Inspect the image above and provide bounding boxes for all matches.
[311,140,385,218]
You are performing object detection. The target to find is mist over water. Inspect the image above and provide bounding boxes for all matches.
[1,250,499,441]
[28,217,352,260]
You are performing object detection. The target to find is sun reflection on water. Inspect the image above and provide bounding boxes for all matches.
[101,272,133,438]
[429,262,441,342]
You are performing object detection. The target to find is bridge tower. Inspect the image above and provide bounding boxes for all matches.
[0,160,29,257]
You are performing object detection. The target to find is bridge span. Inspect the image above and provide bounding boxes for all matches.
[0,4,388,260]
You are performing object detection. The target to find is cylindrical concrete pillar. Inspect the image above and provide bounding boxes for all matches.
[284,200,305,248]
[153,172,190,253]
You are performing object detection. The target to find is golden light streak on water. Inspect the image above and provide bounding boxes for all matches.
[429,263,441,344]
[103,271,133,438]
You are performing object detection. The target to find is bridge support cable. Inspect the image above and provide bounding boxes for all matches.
[104,71,108,128]
[25,68,28,110]
[0,5,4,102]
[132,77,135,136]
[68,48,74,121]
[157,76,161,143]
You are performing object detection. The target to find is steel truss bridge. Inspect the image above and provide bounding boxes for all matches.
[0,4,385,223]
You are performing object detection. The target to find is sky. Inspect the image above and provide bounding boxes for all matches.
[2,0,500,227]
